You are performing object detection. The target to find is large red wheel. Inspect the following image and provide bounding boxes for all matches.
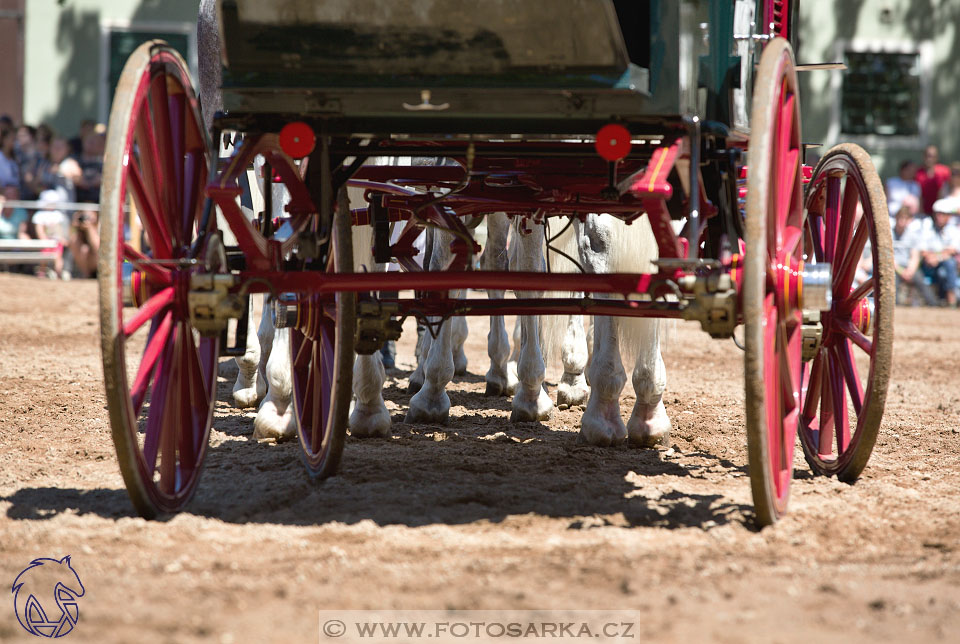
[743,38,805,527]
[98,41,216,518]
[799,144,894,480]
[292,188,355,478]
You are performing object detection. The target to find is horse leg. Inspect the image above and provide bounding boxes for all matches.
[253,320,296,441]
[509,222,552,422]
[451,316,469,377]
[347,180,392,437]
[576,214,627,445]
[405,228,457,424]
[481,212,513,396]
[232,295,266,408]
[626,322,671,447]
[557,314,589,408]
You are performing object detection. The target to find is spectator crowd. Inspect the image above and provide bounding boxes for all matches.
[0,115,102,279]
[886,145,960,307]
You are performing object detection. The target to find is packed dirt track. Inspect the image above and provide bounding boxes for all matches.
[1,272,958,643]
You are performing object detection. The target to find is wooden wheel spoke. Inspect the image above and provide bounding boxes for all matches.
[167,91,186,232]
[123,287,174,338]
[176,322,200,476]
[148,73,181,249]
[834,177,860,263]
[159,324,184,495]
[134,100,165,216]
[835,340,864,417]
[807,214,826,263]
[828,345,850,454]
[310,342,323,451]
[817,351,836,457]
[128,154,172,259]
[801,354,824,426]
[142,323,176,477]
[836,318,873,354]
[130,310,174,417]
[834,216,869,300]
[823,175,842,264]
[123,244,172,285]
[182,151,201,241]
[847,276,875,306]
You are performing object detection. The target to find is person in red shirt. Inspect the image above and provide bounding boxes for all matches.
[915,145,952,214]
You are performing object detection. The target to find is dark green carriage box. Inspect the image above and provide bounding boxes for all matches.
[215,0,760,136]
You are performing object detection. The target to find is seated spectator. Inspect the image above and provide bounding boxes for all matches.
[67,208,99,278]
[886,160,921,218]
[915,145,952,215]
[69,119,95,158]
[74,130,104,205]
[0,127,18,190]
[32,188,71,279]
[943,161,960,200]
[15,125,40,202]
[32,137,81,200]
[0,185,30,241]
[892,205,937,306]
[919,198,960,306]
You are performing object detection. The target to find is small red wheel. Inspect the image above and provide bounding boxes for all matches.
[291,188,355,478]
[98,41,216,517]
[743,38,805,526]
[799,144,894,480]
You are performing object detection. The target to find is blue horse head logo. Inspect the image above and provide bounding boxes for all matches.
[11,556,85,638]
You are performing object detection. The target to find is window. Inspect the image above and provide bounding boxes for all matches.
[98,21,196,124]
[841,51,920,136]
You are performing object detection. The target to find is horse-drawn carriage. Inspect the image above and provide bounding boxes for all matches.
[97,0,894,526]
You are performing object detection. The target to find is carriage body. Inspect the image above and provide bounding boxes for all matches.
[96,0,894,527]
[215,0,755,135]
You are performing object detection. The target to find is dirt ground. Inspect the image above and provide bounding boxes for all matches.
[1,271,958,643]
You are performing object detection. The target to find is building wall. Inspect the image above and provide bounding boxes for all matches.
[23,0,199,137]
[798,0,960,177]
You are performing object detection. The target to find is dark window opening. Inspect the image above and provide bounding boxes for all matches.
[613,0,651,68]
[841,50,920,136]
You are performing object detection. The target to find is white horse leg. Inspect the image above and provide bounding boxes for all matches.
[347,181,392,437]
[576,214,627,445]
[481,212,513,396]
[406,228,457,424]
[451,316,469,376]
[580,316,628,445]
[232,295,266,408]
[626,322,671,446]
[350,352,391,437]
[557,314,589,408]
[506,316,521,393]
[408,327,430,394]
[253,324,296,440]
[510,223,552,422]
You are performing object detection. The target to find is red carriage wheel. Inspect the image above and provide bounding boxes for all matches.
[98,41,216,517]
[743,38,805,526]
[291,188,356,478]
[799,144,894,480]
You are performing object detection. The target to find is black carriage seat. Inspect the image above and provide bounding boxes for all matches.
[218,0,649,91]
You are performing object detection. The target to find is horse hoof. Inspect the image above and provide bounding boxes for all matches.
[484,381,504,397]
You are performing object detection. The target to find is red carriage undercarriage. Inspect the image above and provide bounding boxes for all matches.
[98,0,894,527]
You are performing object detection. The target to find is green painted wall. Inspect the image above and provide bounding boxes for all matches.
[23,0,199,137]
[798,0,960,176]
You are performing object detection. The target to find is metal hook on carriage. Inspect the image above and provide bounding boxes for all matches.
[402,90,450,112]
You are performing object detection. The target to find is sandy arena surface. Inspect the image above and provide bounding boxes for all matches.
[1,272,958,643]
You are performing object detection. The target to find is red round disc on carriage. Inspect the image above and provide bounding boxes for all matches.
[279,122,316,158]
[595,124,632,161]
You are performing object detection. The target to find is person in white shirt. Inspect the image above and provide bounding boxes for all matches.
[886,160,922,218]
[919,198,960,306]
[892,205,937,305]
